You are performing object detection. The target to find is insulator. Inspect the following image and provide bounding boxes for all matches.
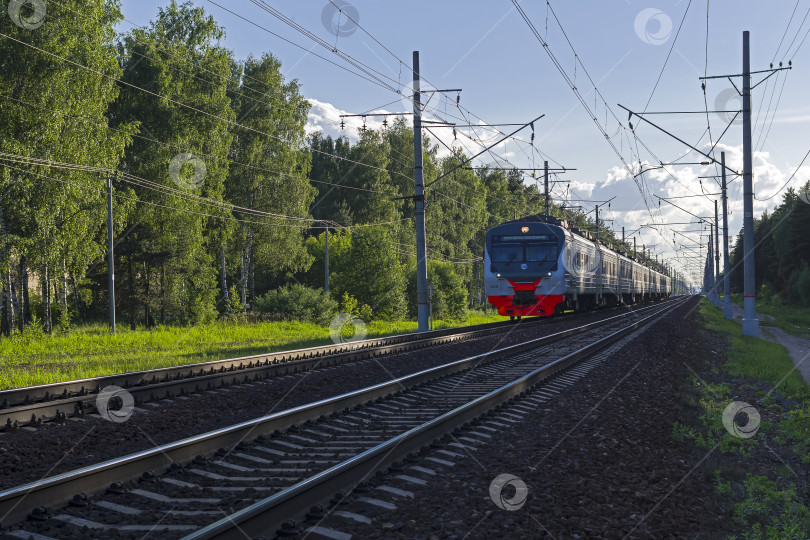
[382,118,388,127]
[340,120,344,129]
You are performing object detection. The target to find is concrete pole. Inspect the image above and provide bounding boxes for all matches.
[413,51,429,332]
[324,225,329,293]
[544,161,549,218]
[104,173,116,334]
[708,222,715,298]
[721,152,732,319]
[595,205,599,242]
[714,200,720,303]
[741,31,759,337]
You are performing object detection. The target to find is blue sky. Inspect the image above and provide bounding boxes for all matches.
[118,1,810,284]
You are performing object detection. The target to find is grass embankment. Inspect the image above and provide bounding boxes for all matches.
[0,311,504,390]
[729,293,810,340]
[676,300,810,539]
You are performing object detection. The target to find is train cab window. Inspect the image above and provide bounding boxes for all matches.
[526,243,557,262]
[491,243,523,263]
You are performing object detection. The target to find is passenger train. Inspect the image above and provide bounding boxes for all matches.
[485,216,672,319]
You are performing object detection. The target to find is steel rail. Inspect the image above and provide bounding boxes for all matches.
[0,299,680,528]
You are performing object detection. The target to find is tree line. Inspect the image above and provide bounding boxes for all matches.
[728,183,810,306]
[0,0,620,336]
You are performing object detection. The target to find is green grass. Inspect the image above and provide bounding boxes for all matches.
[720,473,810,539]
[682,300,810,538]
[729,293,810,340]
[700,300,810,398]
[0,310,505,390]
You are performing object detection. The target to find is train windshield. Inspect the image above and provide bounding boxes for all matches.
[490,243,523,263]
[525,243,557,262]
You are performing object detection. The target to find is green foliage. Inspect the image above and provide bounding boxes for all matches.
[358,303,373,321]
[405,260,468,321]
[788,263,810,307]
[759,283,782,306]
[730,182,810,304]
[227,285,243,313]
[335,292,373,322]
[112,0,234,325]
[729,475,810,539]
[675,376,755,454]
[339,292,358,316]
[304,228,405,320]
[253,284,337,325]
[228,53,315,280]
[777,402,810,463]
[0,0,137,333]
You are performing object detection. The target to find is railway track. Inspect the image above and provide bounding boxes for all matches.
[0,316,550,430]
[0,302,660,431]
[0,297,688,539]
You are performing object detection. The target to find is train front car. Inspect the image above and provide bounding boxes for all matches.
[484,219,566,318]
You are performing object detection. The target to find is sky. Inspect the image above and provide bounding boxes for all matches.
[118,1,810,285]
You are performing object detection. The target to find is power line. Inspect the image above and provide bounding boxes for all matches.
[772,0,802,61]
[0,30,411,183]
[643,0,693,112]
[755,144,810,201]
[0,159,412,231]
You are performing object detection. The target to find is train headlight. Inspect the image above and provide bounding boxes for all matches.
[547,272,552,276]
[496,273,502,278]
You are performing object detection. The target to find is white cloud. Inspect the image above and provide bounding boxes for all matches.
[305,98,387,143]
[586,143,810,282]
[305,98,530,165]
